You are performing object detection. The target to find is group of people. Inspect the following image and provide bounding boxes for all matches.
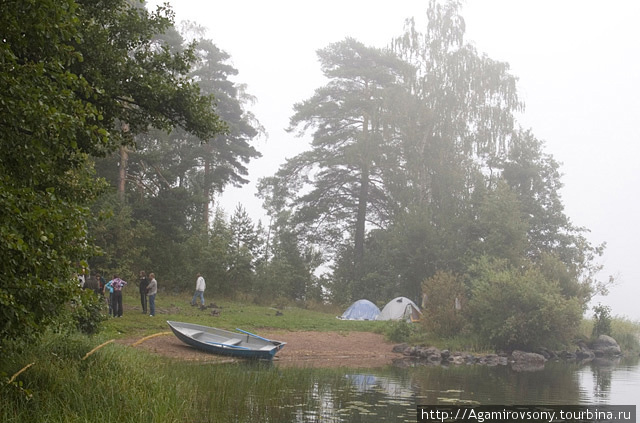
[80,270,206,316]
[80,270,158,317]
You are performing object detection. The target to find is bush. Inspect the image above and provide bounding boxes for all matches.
[421,271,467,337]
[591,303,612,338]
[386,320,413,343]
[466,257,582,350]
[65,290,106,335]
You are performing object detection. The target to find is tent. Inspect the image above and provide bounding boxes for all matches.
[338,299,381,321]
[377,297,422,322]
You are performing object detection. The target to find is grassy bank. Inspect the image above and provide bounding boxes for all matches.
[1,294,384,422]
[1,330,354,423]
[99,292,382,339]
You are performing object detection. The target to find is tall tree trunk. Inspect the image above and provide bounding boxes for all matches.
[354,115,370,277]
[204,153,211,228]
[117,145,128,202]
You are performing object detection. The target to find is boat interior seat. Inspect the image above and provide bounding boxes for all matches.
[223,338,242,346]
[259,345,275,351]
[182,329,205,338]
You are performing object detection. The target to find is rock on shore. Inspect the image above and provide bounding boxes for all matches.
[393,335,623,371]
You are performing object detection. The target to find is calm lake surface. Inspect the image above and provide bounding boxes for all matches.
[257,356,640,422]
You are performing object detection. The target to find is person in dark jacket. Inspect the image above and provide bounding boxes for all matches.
[138,270,149,314]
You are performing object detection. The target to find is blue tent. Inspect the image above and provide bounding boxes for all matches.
[339,299,381,321]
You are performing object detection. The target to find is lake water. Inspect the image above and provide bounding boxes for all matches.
[270,356,640,422]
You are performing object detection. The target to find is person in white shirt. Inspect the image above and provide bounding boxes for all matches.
[191,273,206,307]
[147,273,158,317]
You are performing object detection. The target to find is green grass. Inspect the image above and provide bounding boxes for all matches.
[0,329,355,423]
[100,292,384,340]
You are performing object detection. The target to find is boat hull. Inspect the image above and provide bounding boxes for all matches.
[167,321,285,360]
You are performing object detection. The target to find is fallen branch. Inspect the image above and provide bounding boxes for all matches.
[8,362,35,384]
[82,339,115,360]
[132,331,172,347]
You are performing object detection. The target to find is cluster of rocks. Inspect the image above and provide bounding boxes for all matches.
[392,335,623,371]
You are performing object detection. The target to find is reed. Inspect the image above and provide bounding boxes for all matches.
[1,330,354,423]
[579,315,640,353]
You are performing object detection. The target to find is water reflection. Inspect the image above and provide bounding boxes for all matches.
[578,356,640,406]
[296,358,638,422]
[214,357,640,422]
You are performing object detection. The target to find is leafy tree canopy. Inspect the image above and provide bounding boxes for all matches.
[0,0,226,345]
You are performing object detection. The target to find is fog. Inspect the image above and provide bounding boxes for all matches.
[148,0,640,320]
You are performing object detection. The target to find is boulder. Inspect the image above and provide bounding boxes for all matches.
[558,350,576,360]
[511,350,546,372]
[392,343,409,354]
[590,335,622,356]
[534,347,557,360]
[575,346,595,361]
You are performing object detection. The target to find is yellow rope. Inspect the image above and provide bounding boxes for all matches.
[82,339,115,360]
[8,362,35,384]
[132,331,171,347]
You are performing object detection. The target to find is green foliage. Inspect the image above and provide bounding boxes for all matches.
[386,320,414,343]
[0,0,104,344]
[591,303,612,338]
[254,215,321,302]
[72,0,227,145]
[610,317,640,353]
[69,290,106,335]
[0,0,227,346]
[89,25,263,293]
[88,192,154,280]
[421,271,467,337]
[473,180,529,266]
[354,209,439,303]
[265,37,409,274]
[466,257,582,350]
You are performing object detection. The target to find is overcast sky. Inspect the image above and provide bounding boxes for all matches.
[148,0,640,320]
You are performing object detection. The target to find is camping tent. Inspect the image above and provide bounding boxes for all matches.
[339,299,381,320]
[377,297,422,322]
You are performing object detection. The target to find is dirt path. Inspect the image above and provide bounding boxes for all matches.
[121,330,403,368]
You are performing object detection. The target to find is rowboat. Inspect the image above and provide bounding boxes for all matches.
[167,321,286,360]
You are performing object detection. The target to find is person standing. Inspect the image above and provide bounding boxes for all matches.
[191,273,206,307]
[105,278,115,317]
[147,273,157,317]
[138,271,149,314]
[111,275,127,317]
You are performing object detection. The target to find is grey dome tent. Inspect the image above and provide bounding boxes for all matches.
[377,297,422,322]
[339,299,381,320]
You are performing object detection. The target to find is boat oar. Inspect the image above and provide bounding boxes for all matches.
[235,328,274,343]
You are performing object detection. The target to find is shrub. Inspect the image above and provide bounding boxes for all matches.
[421,271,467,337]
[66,290,106,335]
[466,257,582,350]
[591,303,612,338]
[386,320,413,343]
